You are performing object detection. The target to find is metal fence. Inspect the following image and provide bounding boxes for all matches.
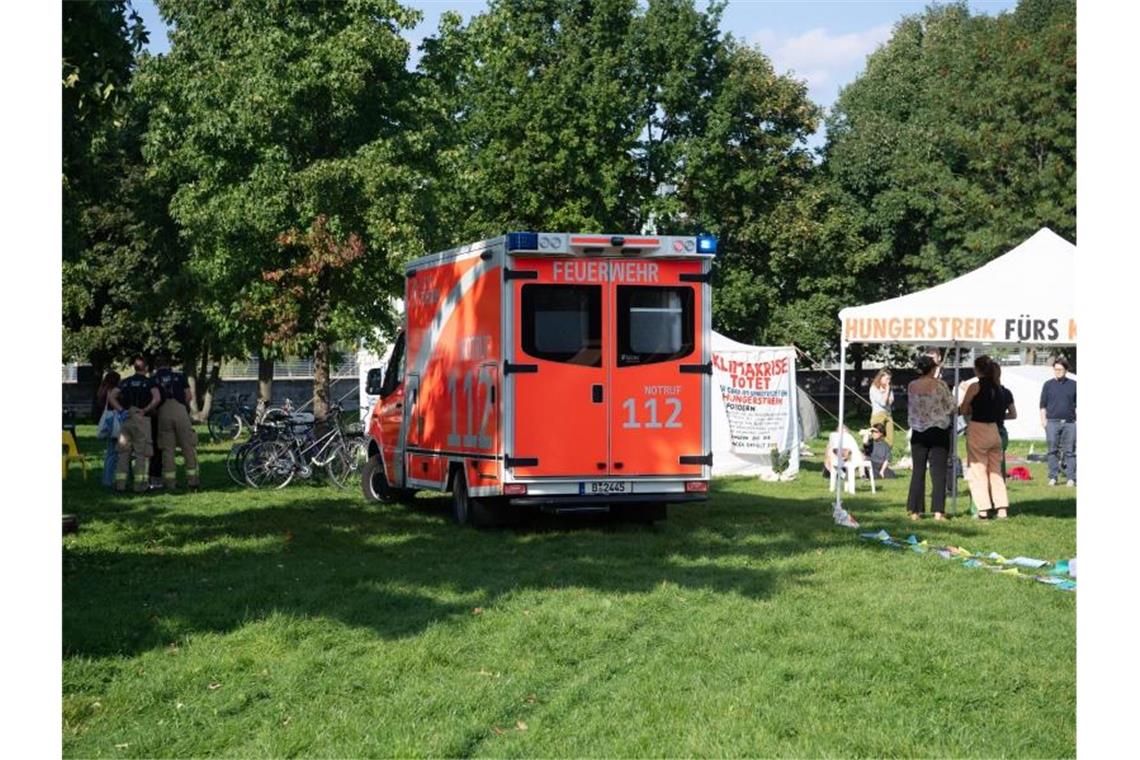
[217,355,361,380]
[61,354,361,384]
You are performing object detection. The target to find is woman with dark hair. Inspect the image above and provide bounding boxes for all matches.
[97,371,122,488]
[868,368,895,447]
[960,355,1011,518]
[993,364,1017,478]
[906,354,957,520]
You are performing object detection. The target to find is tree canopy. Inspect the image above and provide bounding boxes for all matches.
[61,0,1077,381]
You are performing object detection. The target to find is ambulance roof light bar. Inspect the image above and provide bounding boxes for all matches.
[504,231,716,256]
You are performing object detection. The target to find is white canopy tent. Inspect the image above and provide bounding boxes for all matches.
[832,228,1077,520]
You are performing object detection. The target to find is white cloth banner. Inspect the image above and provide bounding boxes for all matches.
[711,344,800,477]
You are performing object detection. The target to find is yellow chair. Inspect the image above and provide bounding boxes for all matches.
[62,430,89,480]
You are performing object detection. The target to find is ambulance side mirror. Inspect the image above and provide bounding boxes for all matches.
[365,368,386,397]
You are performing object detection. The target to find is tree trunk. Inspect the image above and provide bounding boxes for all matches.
[182,343,199,415]
[257,355,274,419]
[195,356,222,422]
[313,340,331,420]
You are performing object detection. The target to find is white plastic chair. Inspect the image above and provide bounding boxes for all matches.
[827,431,877,495]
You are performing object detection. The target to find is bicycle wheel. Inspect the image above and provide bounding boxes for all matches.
[225,442,249,486]
[326,435,368,490]
[243,439,297,489]
[209,410,240,442]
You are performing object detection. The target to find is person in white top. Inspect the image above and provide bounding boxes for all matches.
[906,354,957,520]
[868,368,895,447]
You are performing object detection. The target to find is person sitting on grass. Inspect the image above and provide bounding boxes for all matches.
[863,423,896,479]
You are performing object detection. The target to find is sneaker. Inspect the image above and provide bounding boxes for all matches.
[1048,478,1057,486]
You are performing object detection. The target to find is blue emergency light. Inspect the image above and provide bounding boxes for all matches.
[506,231,539,251]
[696,234,718,254]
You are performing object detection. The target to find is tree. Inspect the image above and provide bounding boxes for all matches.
[417,0,820,324]
[62,0,147,264]
[62,1,210,417]
[816,0,1075,349]
[141,0,425,415]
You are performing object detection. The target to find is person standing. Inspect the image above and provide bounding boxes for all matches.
[1040,357,1077,487]
[153,355,201,490]
[906,354,957,520]
[108,356,161,492]
[96,371,121,488]
[993,364,1017,479]
[868,369,895,447]
[960,356,1011,519]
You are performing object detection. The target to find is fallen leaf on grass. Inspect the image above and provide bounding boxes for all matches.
[516,721,528,731]
[472,607,484,615]
[208,681,221,690]
[524,693,537,704]
[490,726,506,736]
[115,743,129,750]
[175,702,184,710]
[282,716,292,727]
[92,702,102,709]
[476,669,500,678]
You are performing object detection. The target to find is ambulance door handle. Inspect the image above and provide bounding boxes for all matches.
[592,384,603,403]
[614,462,624,470]
[596,462,606,470]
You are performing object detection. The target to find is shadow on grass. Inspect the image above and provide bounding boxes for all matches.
[62,457,863,659]
[62,435,1069,660]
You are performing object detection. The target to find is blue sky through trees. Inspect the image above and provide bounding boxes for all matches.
[132,0,1018,146]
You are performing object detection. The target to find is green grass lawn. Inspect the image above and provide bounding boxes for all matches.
[62,427,1075,758]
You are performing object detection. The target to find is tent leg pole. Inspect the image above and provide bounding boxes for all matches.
[835,340,848,517]
[952,344,961,516]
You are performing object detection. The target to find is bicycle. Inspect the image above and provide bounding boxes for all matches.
[208,393,259,442]
[242,402,366,490]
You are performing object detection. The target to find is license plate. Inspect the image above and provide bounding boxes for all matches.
[583,480,629,495]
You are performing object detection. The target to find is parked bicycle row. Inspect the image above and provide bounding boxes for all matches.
[225,402,368,491]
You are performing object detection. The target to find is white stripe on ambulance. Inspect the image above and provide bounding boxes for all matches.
[552,260,660,283]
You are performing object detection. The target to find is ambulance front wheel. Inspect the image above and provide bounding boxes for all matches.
[362,455,397,503]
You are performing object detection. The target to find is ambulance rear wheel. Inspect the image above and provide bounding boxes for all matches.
[362,454,396,503]
[627,502,666,525]
[452,470,471,525]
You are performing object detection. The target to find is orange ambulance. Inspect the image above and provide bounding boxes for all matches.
[362,232,715,525]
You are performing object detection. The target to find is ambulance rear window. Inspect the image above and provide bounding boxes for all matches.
[617,286,694,367]
[521,285,602,367]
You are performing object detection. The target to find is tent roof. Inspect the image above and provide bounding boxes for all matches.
[839,228,1076,346]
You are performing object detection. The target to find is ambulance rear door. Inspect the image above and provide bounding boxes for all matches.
[608,258,708,477]
[506,257,608,478]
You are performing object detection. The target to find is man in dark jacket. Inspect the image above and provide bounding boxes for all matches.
[1039,357,1076,487]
